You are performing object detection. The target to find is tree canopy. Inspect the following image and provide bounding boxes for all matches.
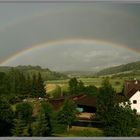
[57,99,78,131]
[97,78,138,136]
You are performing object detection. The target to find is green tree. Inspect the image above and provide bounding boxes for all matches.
[6,69,27,97]
[105,103,138,136]
[68,78,85,94]
[18,72,26,96]
[31,73,46,97]
[57,99,78,132]
[0,98,14,136]
[31,74,37,97]
[24,74,32,97]
[0,72,7,95]
[12,102,33,136]
[69,77,79,94]
[36,73,46,97]
[7,68,17,95]
[12,118,30,136]
[78,80,85,93]
[84,85,98,96]
[33,102,53,136]
[15,102,33,122]
[97,78,138,136]
[96,78,117,126]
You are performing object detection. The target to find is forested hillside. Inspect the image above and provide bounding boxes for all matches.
[96,61,140,76]
[0,65,68,80]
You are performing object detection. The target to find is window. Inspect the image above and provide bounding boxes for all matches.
[133,100,137,104]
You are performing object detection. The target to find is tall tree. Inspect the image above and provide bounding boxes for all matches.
[105,103,138,136]
[69,77,79,94]
[0,72,7,95]
[31,73,46,97]
[78,80,85,92]
[96,78,117,125]
[12,118,29,136]
[31,74,37,97]
[12,102,33,136]
[24,74,32,97]
[84,85,98,96]
[7,68,17,95]
[0,98,14,136]
[36,73,46,97]
[68,77,85,94]
[15,102,33,122]
[33,101,53,136]
[97,78,138,136]
[57,99,78,132]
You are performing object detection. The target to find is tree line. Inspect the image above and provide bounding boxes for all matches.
[49,77,98,98]
[68,77,98,96]
[0,65,68,80]
[0,68,46,101]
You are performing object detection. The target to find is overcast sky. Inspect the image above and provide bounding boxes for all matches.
[0,3,140,71]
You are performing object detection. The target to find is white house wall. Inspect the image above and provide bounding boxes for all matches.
[130,90,140,113]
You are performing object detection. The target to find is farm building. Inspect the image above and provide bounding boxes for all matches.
[123,79,140,114]
[48,94,97,120]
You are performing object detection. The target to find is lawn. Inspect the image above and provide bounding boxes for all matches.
[54,126,104,137]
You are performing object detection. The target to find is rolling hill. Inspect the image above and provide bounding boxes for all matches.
[96,61,140,76]
[0,65,68,80]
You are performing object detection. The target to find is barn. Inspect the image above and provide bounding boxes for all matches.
[48,94,97,120]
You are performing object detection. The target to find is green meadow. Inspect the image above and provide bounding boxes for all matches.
[45,76,129,95]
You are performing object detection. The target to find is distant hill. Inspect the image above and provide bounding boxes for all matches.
[62,71,96,77]
[0,65,68,80]
[96,61,140,76]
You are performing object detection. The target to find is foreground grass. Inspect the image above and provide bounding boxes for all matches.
[54,126,104,137]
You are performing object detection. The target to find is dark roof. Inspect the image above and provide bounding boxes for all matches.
[48,94,85,111]
[50,94,85,101]
[48,94,97,111]
[75,95,97,107]
[124,80,140,98]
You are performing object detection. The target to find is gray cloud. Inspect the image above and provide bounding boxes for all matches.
[3,42,140,71]
[0,3,140,71]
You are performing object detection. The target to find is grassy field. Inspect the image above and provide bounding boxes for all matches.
[45,76,129,95]
[54,126,103,137]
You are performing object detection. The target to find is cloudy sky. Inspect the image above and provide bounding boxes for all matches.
[0,3,140,71]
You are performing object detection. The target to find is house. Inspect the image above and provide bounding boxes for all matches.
[48,94,85,111]
[48,94,97,120]
[123,79,140,114]
[74,95,96,120]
